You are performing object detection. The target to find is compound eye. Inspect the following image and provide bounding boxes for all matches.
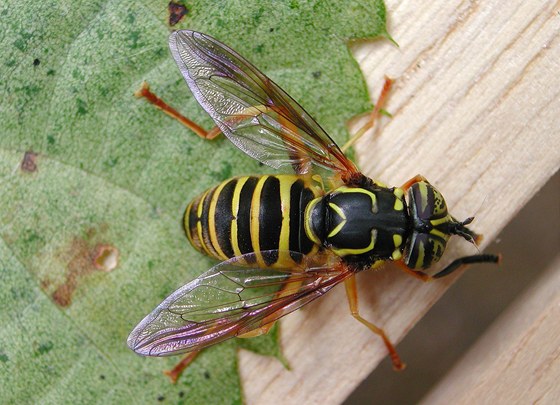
[404,232,447,269]
[409,181,448,221]
[430,187,448,217]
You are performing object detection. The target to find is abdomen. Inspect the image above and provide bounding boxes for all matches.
[184,175,320,268]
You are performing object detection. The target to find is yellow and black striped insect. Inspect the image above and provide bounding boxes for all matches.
[127,30,499,371]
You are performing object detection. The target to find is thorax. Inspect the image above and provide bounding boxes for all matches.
[304,184,409,266]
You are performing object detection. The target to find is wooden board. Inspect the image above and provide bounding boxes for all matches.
[421,255,560,404]
[240,0,560,403]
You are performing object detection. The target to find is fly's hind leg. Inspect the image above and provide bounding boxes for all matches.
[135,81,222,140]
[163,350,200,384]
[238,273,305,338]
[237,324,277,339]
[344,274,405,370]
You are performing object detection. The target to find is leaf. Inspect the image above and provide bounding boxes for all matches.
[0,0,390,402]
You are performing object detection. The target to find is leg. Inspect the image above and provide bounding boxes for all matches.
[237,322,277,338]
[135,82,222,140]
[341,76,394,152]
[163,350,200,384]
[399,174,428,192]
[238,272,305,338]
[135,84,310,174]
[344,275,405,370]
[394,260,433,282]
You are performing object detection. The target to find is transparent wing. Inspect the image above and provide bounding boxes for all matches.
[128,252,351,356]
[169,30,359,176]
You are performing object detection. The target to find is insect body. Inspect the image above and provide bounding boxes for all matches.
[185,174,320,269]
[185,171,484,275]
[128,30,499,370]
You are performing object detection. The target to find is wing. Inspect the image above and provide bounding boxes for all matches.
[127,252,352,356]
[169,30,359,176]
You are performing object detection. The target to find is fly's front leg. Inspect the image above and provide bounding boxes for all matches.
[394,260,434,282]
[341,76,394,152]
[344,274,405,370]
[135,81,222,140]
[399,174,429,192]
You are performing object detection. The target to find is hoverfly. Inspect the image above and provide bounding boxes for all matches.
[127,30,499,372]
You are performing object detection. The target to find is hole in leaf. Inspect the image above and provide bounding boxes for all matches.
[93,245,119,272]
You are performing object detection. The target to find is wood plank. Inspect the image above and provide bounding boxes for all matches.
[421,255,560,404]
[241,1,560,403]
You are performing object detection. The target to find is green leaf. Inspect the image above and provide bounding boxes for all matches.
[0,0,390,402]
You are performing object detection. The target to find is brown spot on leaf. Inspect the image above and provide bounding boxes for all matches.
[52,284,74,307]
[21,151,38,172]
[168,2,188,26]
[40,278,52,289]
[50,228,119,307]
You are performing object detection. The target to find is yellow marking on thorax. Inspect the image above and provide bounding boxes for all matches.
[336,186,378,213]
[370,260,385,270]
[392,234,403,260]
[327,202,347,238]
[393,188,405,211]
[304,198,322,245]
[393,187,404,199]
[332,229,377,257]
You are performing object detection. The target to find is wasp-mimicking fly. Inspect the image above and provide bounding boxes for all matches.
[128,30,500,372]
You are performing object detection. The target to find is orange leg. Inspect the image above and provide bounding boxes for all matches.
[237,323,277,339]
[399,174,428,192]
[342,76,394,152]
[163,350,200,384]
[394,260,434,282]
[344,275,405,371]
[135,81,222,140]
[238,272,305,338]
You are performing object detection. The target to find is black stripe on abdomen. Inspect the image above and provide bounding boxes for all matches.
[236,177,258,261]
[214,178,236,258]
[259,176,282,266]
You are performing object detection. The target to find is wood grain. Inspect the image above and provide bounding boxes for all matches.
[241,1,560,403]
[421,255,560,405]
